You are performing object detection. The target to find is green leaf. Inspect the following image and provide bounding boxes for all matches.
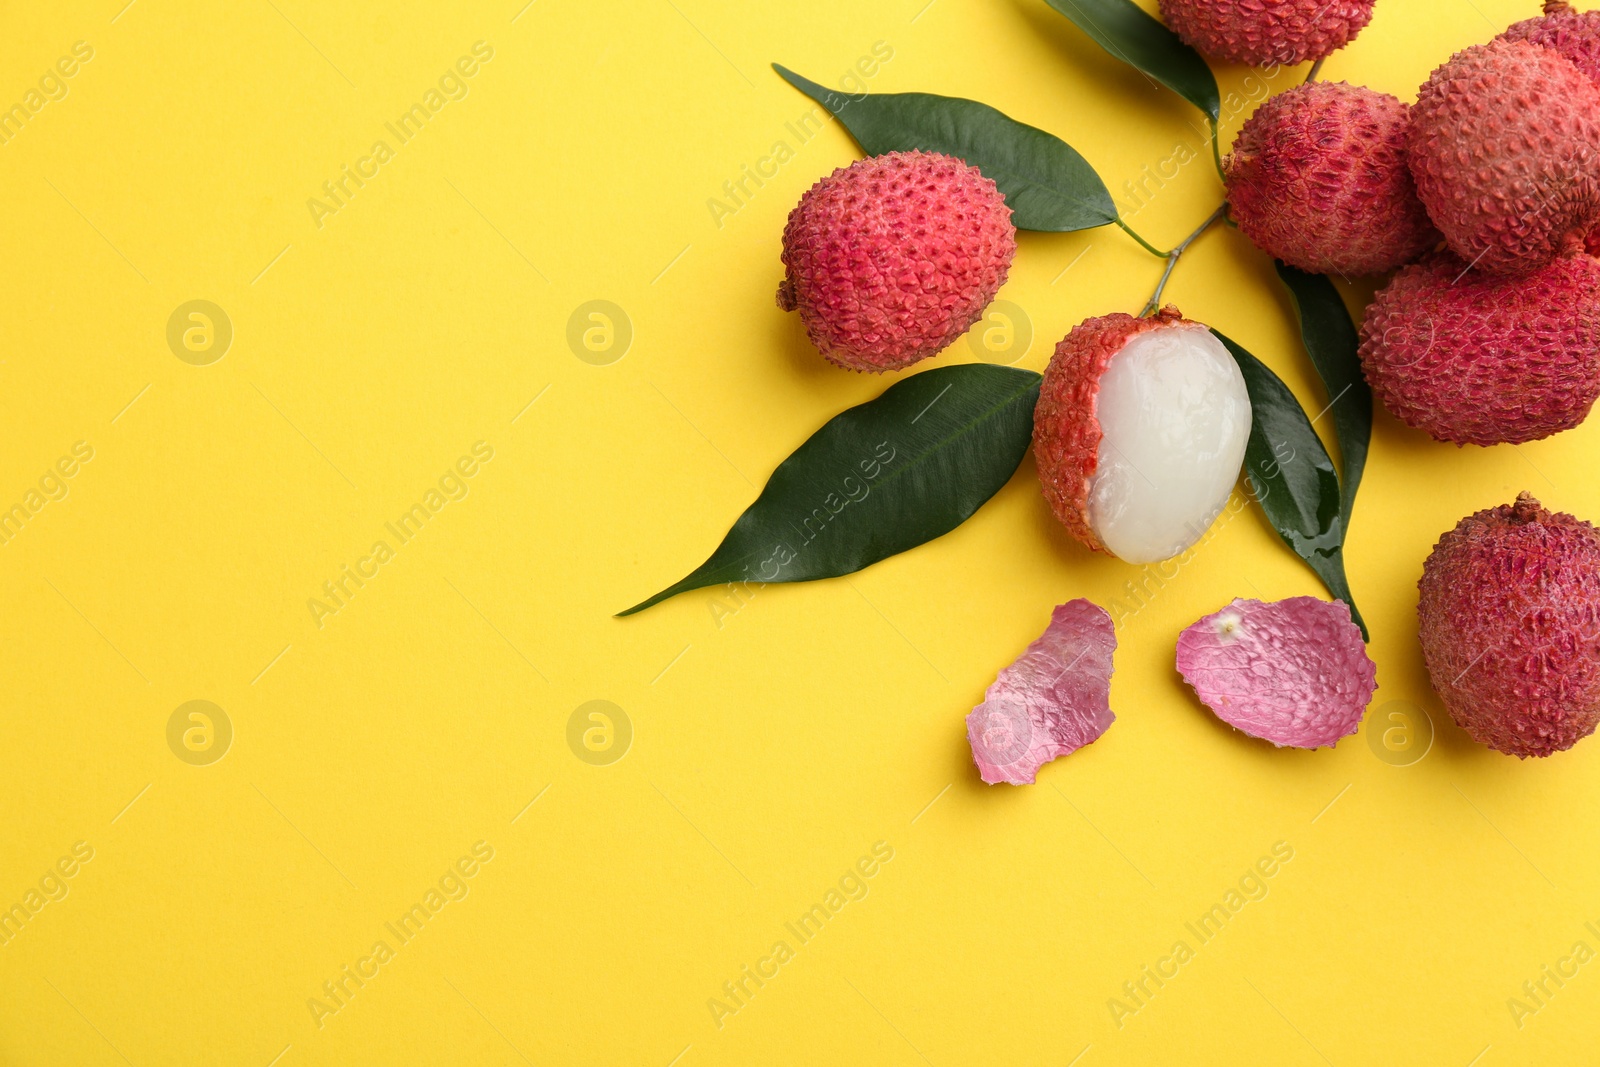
[619,364,1042,616]
[1274,263,1372,530]
[1042,0,1220,122]
[772,65,1116,232]
[1212,329,1368,640]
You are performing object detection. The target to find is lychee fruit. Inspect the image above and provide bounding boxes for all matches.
[1498,0,1600,86]
[1418,493,1600,757]
[1157,0,1374,66]
[776,151,1016,373]
[1225,82,1437,276]
[1033,307,1251,563]
[1357,252,1600,445]
[1408,39,1600,276]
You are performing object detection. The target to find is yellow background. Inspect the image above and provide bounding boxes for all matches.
[1,0,1596,1063]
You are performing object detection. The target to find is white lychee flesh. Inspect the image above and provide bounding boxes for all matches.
[1085,326,1251,563]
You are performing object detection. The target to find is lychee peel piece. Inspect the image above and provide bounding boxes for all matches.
[1176,597,1376,749]
[966,600,1116,785]
[778,150,1016,372]
[1418,493,1600,757]
[1225,82,1437,276]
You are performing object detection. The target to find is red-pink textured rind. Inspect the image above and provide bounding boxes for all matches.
[1158,0,1373,65]
[1499,1,1600,86]
[1408,40,1600,276]
[1032,306,1188,554]
[778,151,1016,372]
[1176,597,1376,749]
[966,599,1117,785]
[1226,82,1437,276]
[1418,493,1600,757]
[1357,252,1600,445]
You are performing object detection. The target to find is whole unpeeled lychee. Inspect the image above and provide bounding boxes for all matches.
[1357,252,1600,445]
[1157,0,1374,66]
[1418,493,1600,757]
[1499,0,1600,86]
[1033,307,1251,563]
[1225,82,1437,275]
[1408,40,1600,276]
[776,151,1016,373]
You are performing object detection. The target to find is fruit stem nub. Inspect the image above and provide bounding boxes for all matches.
[1138,202,1230,316]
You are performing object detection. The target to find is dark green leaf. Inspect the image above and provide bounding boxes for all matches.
[619,364,1041,616]
[1212,329,1367,639]
[1042,0,1220,122]
[1274,263,1371,530]
[773,65,1116,232]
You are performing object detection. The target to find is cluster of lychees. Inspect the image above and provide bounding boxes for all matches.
[768,0,1600,759]
[1219,1,1600,448]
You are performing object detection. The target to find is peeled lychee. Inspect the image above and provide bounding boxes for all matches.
[776,151,1016,373]
[1033,307,1251,563]
[1418,493,1600,757]
[1499,0,1600,86]
[1357,252,1600,445]
[1157,0,1374,66]
[1408,40,1600,276]
[1225,82,1437,276]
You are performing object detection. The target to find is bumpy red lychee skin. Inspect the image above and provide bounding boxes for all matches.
[1032,306,1186,554]
[1408,40,1600,276]
[1357,252,1600,445]
[777,151,1016,373]
[1158,0,1374,66]
[1225,82,1437,275]
[1499,0,1600,86]
[1418,493,1600,757]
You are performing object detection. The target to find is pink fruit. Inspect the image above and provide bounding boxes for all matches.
[1499,0,1600,85]
[1176,597,1376,749]
[1418,493,1600,757]
[1032,307,1250,563]
[1225,82,1437,275]
[776,151,1016,372]
[1357,252,1600,445]
[966,600,1117,785]
[1158,0,1375,66]
[1408,39,1600,275]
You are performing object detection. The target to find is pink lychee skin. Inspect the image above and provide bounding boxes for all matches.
[1225,82,1438,276]
[1357,252,1600,445]
[966,599,1117,786]
[1408,39,1600,276]
[1499,0,1600,85]
[1176,597,1376,749]
[1418,493,1600,757]
[1032,306,1190,554]
[777,151,1016,373]
[1158,0,1374,66]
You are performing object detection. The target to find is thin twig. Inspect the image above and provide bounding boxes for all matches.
[1208,117,1225,182]
[1305,57,1326,83]
[1113,217,1166,259]
[1139,202,1229,316]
